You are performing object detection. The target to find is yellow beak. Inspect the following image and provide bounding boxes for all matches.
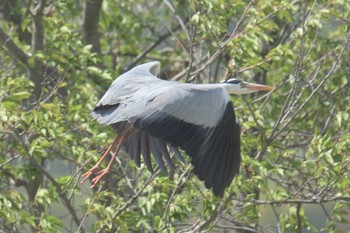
[246,83,274,91]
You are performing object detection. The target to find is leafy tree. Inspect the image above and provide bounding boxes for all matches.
[1,0,349,232]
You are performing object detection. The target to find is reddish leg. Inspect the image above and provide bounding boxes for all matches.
[81,126,137,188]
[89,140,124,188]
[80,135,120,184]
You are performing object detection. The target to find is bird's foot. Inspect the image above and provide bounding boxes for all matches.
[80,166,110,188]
[80,132,129,188]
[80,166,99,184]
[90,168,110,188]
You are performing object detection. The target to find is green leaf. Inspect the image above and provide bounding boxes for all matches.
[12,91,31,100]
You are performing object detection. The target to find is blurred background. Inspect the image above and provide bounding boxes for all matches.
[1,0,349,232]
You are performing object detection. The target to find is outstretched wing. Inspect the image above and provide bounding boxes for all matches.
[92,62,241,196]
[128,88,241,196]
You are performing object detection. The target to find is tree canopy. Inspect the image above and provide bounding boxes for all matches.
[1,0,349,232]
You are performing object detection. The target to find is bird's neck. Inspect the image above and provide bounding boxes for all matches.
[222,83,243,95]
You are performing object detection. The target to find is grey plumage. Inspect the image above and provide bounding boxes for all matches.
[93,62,229,128]
[92,61,242,196]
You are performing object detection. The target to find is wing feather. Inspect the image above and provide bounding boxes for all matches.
[128,134,140,161]
[112,121,180,175]
[168,145,185,164]
[140,132,153,172]
[148,136,168,174]
[132,102,240,196]
[156,139,176,171]
[93,62,241,196]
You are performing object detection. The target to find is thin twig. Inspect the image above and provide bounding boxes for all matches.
[188,193,235,232]
[270,30,350,142]
[0,154,20,168]
[163,165,192,222]
[96,171,159,233]
[171,1,254,81]
[127,22,187,70]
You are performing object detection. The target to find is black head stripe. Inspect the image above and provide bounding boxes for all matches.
[225,78,242,84]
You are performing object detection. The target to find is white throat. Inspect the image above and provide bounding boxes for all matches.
[222,83,256,95]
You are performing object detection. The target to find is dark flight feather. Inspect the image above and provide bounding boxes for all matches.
[111,121,181,174]
[132,102,240,196]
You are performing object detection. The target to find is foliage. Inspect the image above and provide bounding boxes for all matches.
[0,0,349,232]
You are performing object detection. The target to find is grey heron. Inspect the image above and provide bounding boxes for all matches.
[81,61,273,196]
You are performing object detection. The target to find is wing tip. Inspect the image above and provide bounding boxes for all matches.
[132,61,160,76]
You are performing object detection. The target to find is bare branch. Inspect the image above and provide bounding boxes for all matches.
[171,1,254,81]
[270,30,350,142]
[126,22,187,70]
[162,0,190,42]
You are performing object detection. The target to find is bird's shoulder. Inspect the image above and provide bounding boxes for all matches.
[148,82,230,102]
[138,82,230,127]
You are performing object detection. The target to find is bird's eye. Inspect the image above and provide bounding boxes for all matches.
[240,82,247,88]
[226,78,242,84]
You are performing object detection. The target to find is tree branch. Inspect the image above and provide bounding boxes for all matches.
[1,0,32,44]
[171,1,254,81]
[269,30,350,142]
[32,0,46,52]
[5,123,84,232]
[32,159,84,232]
[0,26,30,67]
[184,193,234,232]
[126,22,186,70]
[82,0,103,53]
[243,196,350,205]
[296,203,302,233]
[95,171,159,233]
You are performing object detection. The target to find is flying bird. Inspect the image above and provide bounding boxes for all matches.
[81,61,273,196]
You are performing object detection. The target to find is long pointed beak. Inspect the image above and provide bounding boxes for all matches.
[246,83,274,91]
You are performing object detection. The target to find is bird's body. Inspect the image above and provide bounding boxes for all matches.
[83,61,273,196]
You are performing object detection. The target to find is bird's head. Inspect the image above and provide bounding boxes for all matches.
[224,78,274,95]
